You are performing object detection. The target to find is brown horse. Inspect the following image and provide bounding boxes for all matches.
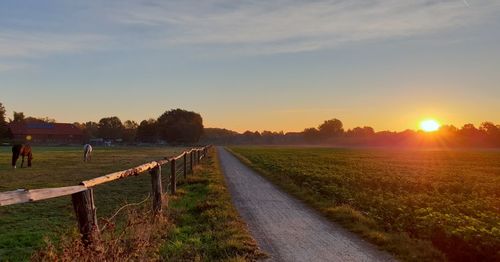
[12,144,33,168]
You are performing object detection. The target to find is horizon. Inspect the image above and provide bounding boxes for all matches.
[1,0,499,133]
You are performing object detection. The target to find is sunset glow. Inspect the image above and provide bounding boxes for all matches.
[420,119,441,132]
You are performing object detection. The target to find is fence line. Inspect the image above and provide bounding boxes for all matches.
[0,145,211,244]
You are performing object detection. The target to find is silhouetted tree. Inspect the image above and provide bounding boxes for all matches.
[75,121,99,142]
[303,127,320,143]
[347,126,375,137]
[123,120,138,143]
[12,111,25,123]
[24,116,56,123]
[201,128,239,144]
[137,119,158,143]
[241,131,261,144]
[0,102,8,139]
[98,116,124,140]
[479,122,500,146]
[157,109,203,144]
[318,119,344,138]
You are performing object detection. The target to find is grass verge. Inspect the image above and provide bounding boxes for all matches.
[160,148,265,261]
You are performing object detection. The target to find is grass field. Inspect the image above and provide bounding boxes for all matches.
[229,146,500,262]
[0,146,185,261]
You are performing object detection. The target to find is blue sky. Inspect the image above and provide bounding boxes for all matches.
[1,0,499,132]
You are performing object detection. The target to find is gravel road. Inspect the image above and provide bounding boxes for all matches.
[218,147,395,262]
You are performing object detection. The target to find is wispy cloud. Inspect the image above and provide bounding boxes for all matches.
[0,31,108,58]
[109,0,499,54]
[0,0,498,63]
[0,63,24,72]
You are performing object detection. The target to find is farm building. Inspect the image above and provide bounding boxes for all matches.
[8,122,83,144]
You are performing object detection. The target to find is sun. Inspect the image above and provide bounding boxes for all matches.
[420,119,441,132]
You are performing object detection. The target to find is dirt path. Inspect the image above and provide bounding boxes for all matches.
[218,147,395,262]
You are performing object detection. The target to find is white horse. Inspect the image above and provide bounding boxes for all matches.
[83,144,93,162]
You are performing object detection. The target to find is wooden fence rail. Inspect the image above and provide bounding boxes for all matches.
[0,145,212,244]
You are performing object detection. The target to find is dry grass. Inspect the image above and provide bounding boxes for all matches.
[32,195,171,261]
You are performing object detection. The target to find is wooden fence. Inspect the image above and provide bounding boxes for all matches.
[0,145,211,244]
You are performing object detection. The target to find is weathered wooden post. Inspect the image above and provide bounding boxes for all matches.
[71,188,98,245]
[183,152,187,179]
[170,158,176,194]
[190,151,193,172]
[149,164,162,215]
[194,150,197,166]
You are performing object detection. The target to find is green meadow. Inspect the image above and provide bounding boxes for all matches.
[0,146,184,260]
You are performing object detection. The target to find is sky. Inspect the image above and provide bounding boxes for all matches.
[1,0,499,133]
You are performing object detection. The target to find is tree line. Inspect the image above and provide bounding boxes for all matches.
[1,101,499,147]
[201,118,500,147]
[0,103,203,144]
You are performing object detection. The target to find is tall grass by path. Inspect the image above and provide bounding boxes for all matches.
[229,146,500,262]
[160,148,265,261]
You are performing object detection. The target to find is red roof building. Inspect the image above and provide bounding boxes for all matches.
[8,122,83,144]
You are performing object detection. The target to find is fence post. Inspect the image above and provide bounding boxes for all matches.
[190,151,193,172]
[170,158,176,194]
[183,152,187,179]
[72,188,98,245]
[149,165,162,215]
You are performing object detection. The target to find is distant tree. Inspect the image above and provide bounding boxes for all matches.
[303,127,320,143]
[123,120,138,143]
[439,125,458,134]
[75,121,99,142]
[12,111,25,123]
[458,123,481,137]
[347,126,375,137]
[98,116,124,140]
[241,131,261,144]
[24,116,56,123]
[0,102,8,139]
[479,122,500,146]
[261,130,275,144]
[318,119,344,138]
[201,128,239,144]
[137,119,158,143]
[479,122,499,136]
[157,109,203,144]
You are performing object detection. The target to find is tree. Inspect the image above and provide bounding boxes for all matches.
[479,122,500,146]
[123,120,138,143]
[24,116,56,123]
[137,119,158,143]
[347,126,375,137]
[98,117,124,140]
[75,121,99,142]
[458,124,481,137]
[12,111,25,123]
[318,119,344,138]
[303,127,320,143]
[0,102,8,139]
[157,109,203,144]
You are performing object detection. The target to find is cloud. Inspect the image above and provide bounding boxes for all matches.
[0,63,23,72]
[109,0,499,55]
[1,0,498,61]
[0,31,108,58]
